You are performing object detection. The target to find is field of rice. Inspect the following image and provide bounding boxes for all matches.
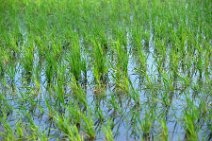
[0,0,211,140]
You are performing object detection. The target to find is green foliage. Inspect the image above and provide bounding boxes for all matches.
[0,0,211,140]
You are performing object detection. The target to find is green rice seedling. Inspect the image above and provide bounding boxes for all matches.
[39,132,48,141]
[45,97,55,121]
[0,52,5,77]
[67,125,83,141]
[92,39,108,86]
[127,96,142,139]
[33,36,46,61]
[54,112,82,141]
[198,100,208,122]
[169,47,180,76]
[131,27,147,75]
[177,73,191,90]
[24,113,49,140]
[154,38,166,72]
[33,65,41,93]
[202,49,211,78]
[66,105,81,129]
[81,109,95,140]
[0,93,13,117]
[128,78,141,106]
[22,44,34,80]
[195,46,204,78]
[68,35,85,82]
[113,74,129,94]
[111,40,129,93]
[113,28,127,49]
[131,26,142,52]
[0,0,211,140]
[16,120,25,140]
[94,106,104,132]
[206,109,212,141]
[52,63,67,104]
[0,120,15,141]
[45,51,56,87]
[144,74,161,93]
[140,109,155,141]
[161,92,171,113]
[7,34,21,61]
[115,41,128,74]
[183,97,200,141]
[161,72,174,92]
[102,120,114,141]
[7,65,17,93]
[136,48,147,76]
[108,94,120,112]
[28,94,39,114]
[160,120,168,141]
[93,29,109,51]
[70,76,87,108]
[53,112,70,138]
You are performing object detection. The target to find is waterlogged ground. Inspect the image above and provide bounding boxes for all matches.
[0,0,211,141]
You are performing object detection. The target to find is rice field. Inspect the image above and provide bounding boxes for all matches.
[0,0,211,140]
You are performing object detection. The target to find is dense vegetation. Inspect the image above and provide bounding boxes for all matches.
[0,0,211,140]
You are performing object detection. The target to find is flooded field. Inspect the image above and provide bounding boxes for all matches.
[0,0,211,141]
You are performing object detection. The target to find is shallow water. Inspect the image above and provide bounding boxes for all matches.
[0,1,211,140]
[1,27,211,141]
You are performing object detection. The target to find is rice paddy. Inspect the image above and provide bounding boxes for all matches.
[0,0,211,140]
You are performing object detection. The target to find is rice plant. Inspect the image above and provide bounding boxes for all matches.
[0,0,211,140]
